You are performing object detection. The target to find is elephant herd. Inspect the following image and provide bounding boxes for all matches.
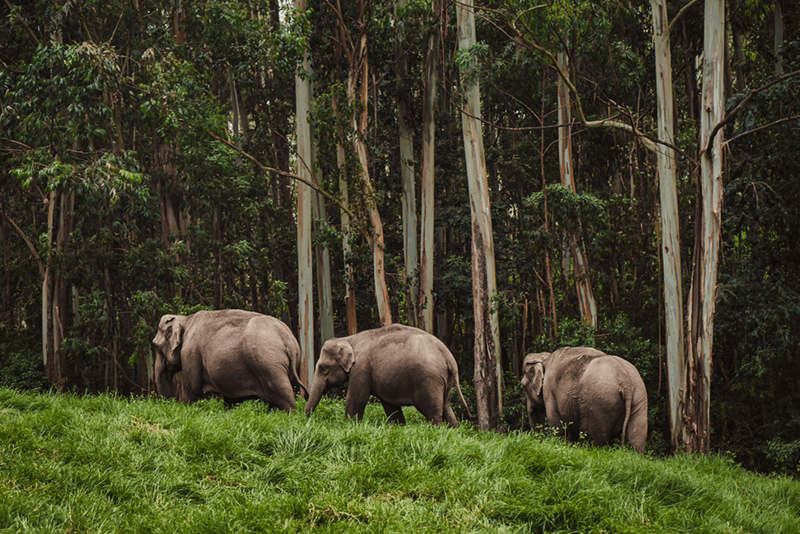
[152,309,648,453]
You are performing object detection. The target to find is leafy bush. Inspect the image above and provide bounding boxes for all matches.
[0,349,49,391]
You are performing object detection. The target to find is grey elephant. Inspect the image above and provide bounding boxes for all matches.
[521,347,648,453]
[152,310,308,410]
[304,324,472,426]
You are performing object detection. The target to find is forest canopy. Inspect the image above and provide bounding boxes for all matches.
[1,0,799,473]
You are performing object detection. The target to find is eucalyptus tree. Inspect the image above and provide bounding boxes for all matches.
[457,0,503,429]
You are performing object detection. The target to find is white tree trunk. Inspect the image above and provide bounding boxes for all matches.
[685,0,725,453]
[651,0,686,453]
[295,0,314,388]
[418,0,442,334]
[557,50,597,329]
[457,0,502,427]
[395,0,419,327]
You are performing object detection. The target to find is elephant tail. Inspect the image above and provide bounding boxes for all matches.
[288,348,309,400]
[621,385,633,449]
[450,363,473,421]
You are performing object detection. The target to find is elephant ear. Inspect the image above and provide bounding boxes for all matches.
[336,342,356,373]
[166,317,183,357]
[531,362,544,398]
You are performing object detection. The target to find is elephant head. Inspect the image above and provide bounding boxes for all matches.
[521,352,549,427]
[305,338,355,416]
[152,314,186,399]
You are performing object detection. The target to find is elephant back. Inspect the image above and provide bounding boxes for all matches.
[549,347,607,383]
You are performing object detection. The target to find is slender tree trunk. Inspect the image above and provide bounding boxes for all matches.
[457,0,502,429]
[774,0,785,75]
[395,0,419,327]
[332,96,358,335]
[347,3,392,326]
[541,72,557,339]
[557,50,597,328]
[311,101,334,346]
[295,0,314,388]
[685,0,725,453]
[651,0,686,453]
[418,0,442,333]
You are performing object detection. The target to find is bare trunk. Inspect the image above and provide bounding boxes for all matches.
[774,0,785,75]
[311,78,334,346]
[333,96,358,336]
[651,0,686,453]
[557,50,597,328]
[349,15,392,326]
[458,0,502,429]
[540,73,557,339]
[395,0,419,327]
[295,0,314,389]
[685,0,725,454]
[418,0,442,333]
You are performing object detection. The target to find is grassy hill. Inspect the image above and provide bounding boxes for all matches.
[1,387,798,533]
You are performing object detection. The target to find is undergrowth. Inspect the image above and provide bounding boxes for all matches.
[0,388,798,533]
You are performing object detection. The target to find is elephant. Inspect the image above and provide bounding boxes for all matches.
[521,347,648,453]
[304,324,472,426]
[152,310,308,410]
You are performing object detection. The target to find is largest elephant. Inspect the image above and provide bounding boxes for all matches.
[152,310,308,410]
[304,324,472,426]
[521,347,648,453]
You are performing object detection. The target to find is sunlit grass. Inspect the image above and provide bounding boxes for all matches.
[1,387,798,533]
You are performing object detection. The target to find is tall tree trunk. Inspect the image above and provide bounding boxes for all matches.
[295,0,314,388]
[651,0,686,453]
[685,0,725,454]
[345,0,392,326]
[557,50,597,328]
[457,0,502,429]
[418,0,442,333]
[541,72,557,339]
[311,97,334,346]
[395,0,419,327]
[774,0,785,75]
[333,96,358,335]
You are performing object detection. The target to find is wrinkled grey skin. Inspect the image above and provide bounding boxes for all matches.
[521,347,648,453]
[152,310,308,410]
[305,324,472,426]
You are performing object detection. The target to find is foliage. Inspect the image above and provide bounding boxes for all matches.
[1,0,800,475]
[1,389,799,533]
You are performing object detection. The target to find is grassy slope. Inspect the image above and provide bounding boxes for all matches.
[0,388,797,534]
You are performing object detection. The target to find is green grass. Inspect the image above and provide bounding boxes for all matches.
[0,388,797,533]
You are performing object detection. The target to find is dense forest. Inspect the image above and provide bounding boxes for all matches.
[1,0,798,473]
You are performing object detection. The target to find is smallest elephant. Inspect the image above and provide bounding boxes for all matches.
[521,347,648,453]
[305,324,472,426]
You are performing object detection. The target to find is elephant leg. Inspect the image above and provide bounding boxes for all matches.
[263,377,296,413]
[380,400,406,424]
[344,377,371,421]
[415,395,445,425]
[443,402,459,428]
[626,407,648,454]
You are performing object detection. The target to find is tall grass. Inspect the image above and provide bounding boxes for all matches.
[1,387,798,533]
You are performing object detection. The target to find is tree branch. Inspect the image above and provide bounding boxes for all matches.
[667,0,702,35]
[724,115,800,146]
[703,68,800,155]
[0,210,45,279]
[3,0,39,46]
[203,128,367,236]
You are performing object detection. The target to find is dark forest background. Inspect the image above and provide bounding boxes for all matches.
[1,0,799,474]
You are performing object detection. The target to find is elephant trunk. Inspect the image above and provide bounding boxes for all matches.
[154,356,176,400]
[305,377,326,416]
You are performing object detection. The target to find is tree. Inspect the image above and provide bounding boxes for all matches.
[457,0,502,429]
[685,0,726,453]
[650,0,685,453]
[295,0,315,387]
[331,0,392,326]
